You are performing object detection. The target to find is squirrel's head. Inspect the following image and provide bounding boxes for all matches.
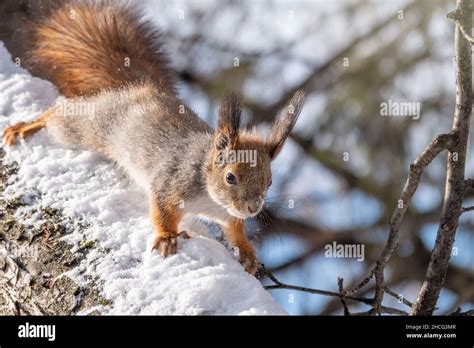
[206,90,305,219]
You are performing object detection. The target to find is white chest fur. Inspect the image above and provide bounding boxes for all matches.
[181,193,230,226]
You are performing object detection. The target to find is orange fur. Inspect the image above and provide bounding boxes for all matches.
[150,198,183,257]
[30,1,175,98]
[223,218,258,274]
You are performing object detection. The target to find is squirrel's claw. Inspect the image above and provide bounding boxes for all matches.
[3,122,26,146]
[152,236,177,256]
[241,255,258,275]
[234,246,258,275]
[152,231,191,256]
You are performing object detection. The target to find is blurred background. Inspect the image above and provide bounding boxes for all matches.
[1,0,473,315]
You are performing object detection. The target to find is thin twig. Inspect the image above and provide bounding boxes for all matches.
[263,282,373,305]
[259,264,410,315]
[449,8,474,44]
[460,206,474,213]
[385,287,414,308]
[259,264,373,305]
[449,307,474,316]
[458,22,474,43]
[379,306,409,315]
[338,278,350,316]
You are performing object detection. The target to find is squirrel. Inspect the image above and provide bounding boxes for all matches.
[2,1,305,274]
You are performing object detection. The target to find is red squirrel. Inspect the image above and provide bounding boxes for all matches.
[3,1,305,274]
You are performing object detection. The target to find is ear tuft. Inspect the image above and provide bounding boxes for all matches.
[268,90,305,159]
[215,93,242,151]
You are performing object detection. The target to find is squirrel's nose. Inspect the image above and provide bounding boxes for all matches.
[247,200,261,214]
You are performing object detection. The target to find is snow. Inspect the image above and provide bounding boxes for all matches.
[0,41,286,315]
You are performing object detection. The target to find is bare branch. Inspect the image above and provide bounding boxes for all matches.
[258,264,373,305]
[457,22,474,43]
[460,206,474,213]
[351,1,472,315]
[258,1,469,316]
[258,265,411,315]
[449,307,474,316]
[448,7,474,44]
[379,306,409,316]
[385,287,414,308]
[346,133,454,310]
[411,0,472,315]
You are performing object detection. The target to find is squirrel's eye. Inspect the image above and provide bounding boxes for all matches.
[226,172,237,185]
[268,180,272,188]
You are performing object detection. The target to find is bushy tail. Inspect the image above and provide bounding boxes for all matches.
[30,1,175,98]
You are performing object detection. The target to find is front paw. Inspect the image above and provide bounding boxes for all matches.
[151,231,190,257]
[152,235,177,257]
[234,245,258,275]
[3,122,26,146]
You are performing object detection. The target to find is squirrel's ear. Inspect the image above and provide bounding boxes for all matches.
[267,90,305,160]
[215,93,242,151]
